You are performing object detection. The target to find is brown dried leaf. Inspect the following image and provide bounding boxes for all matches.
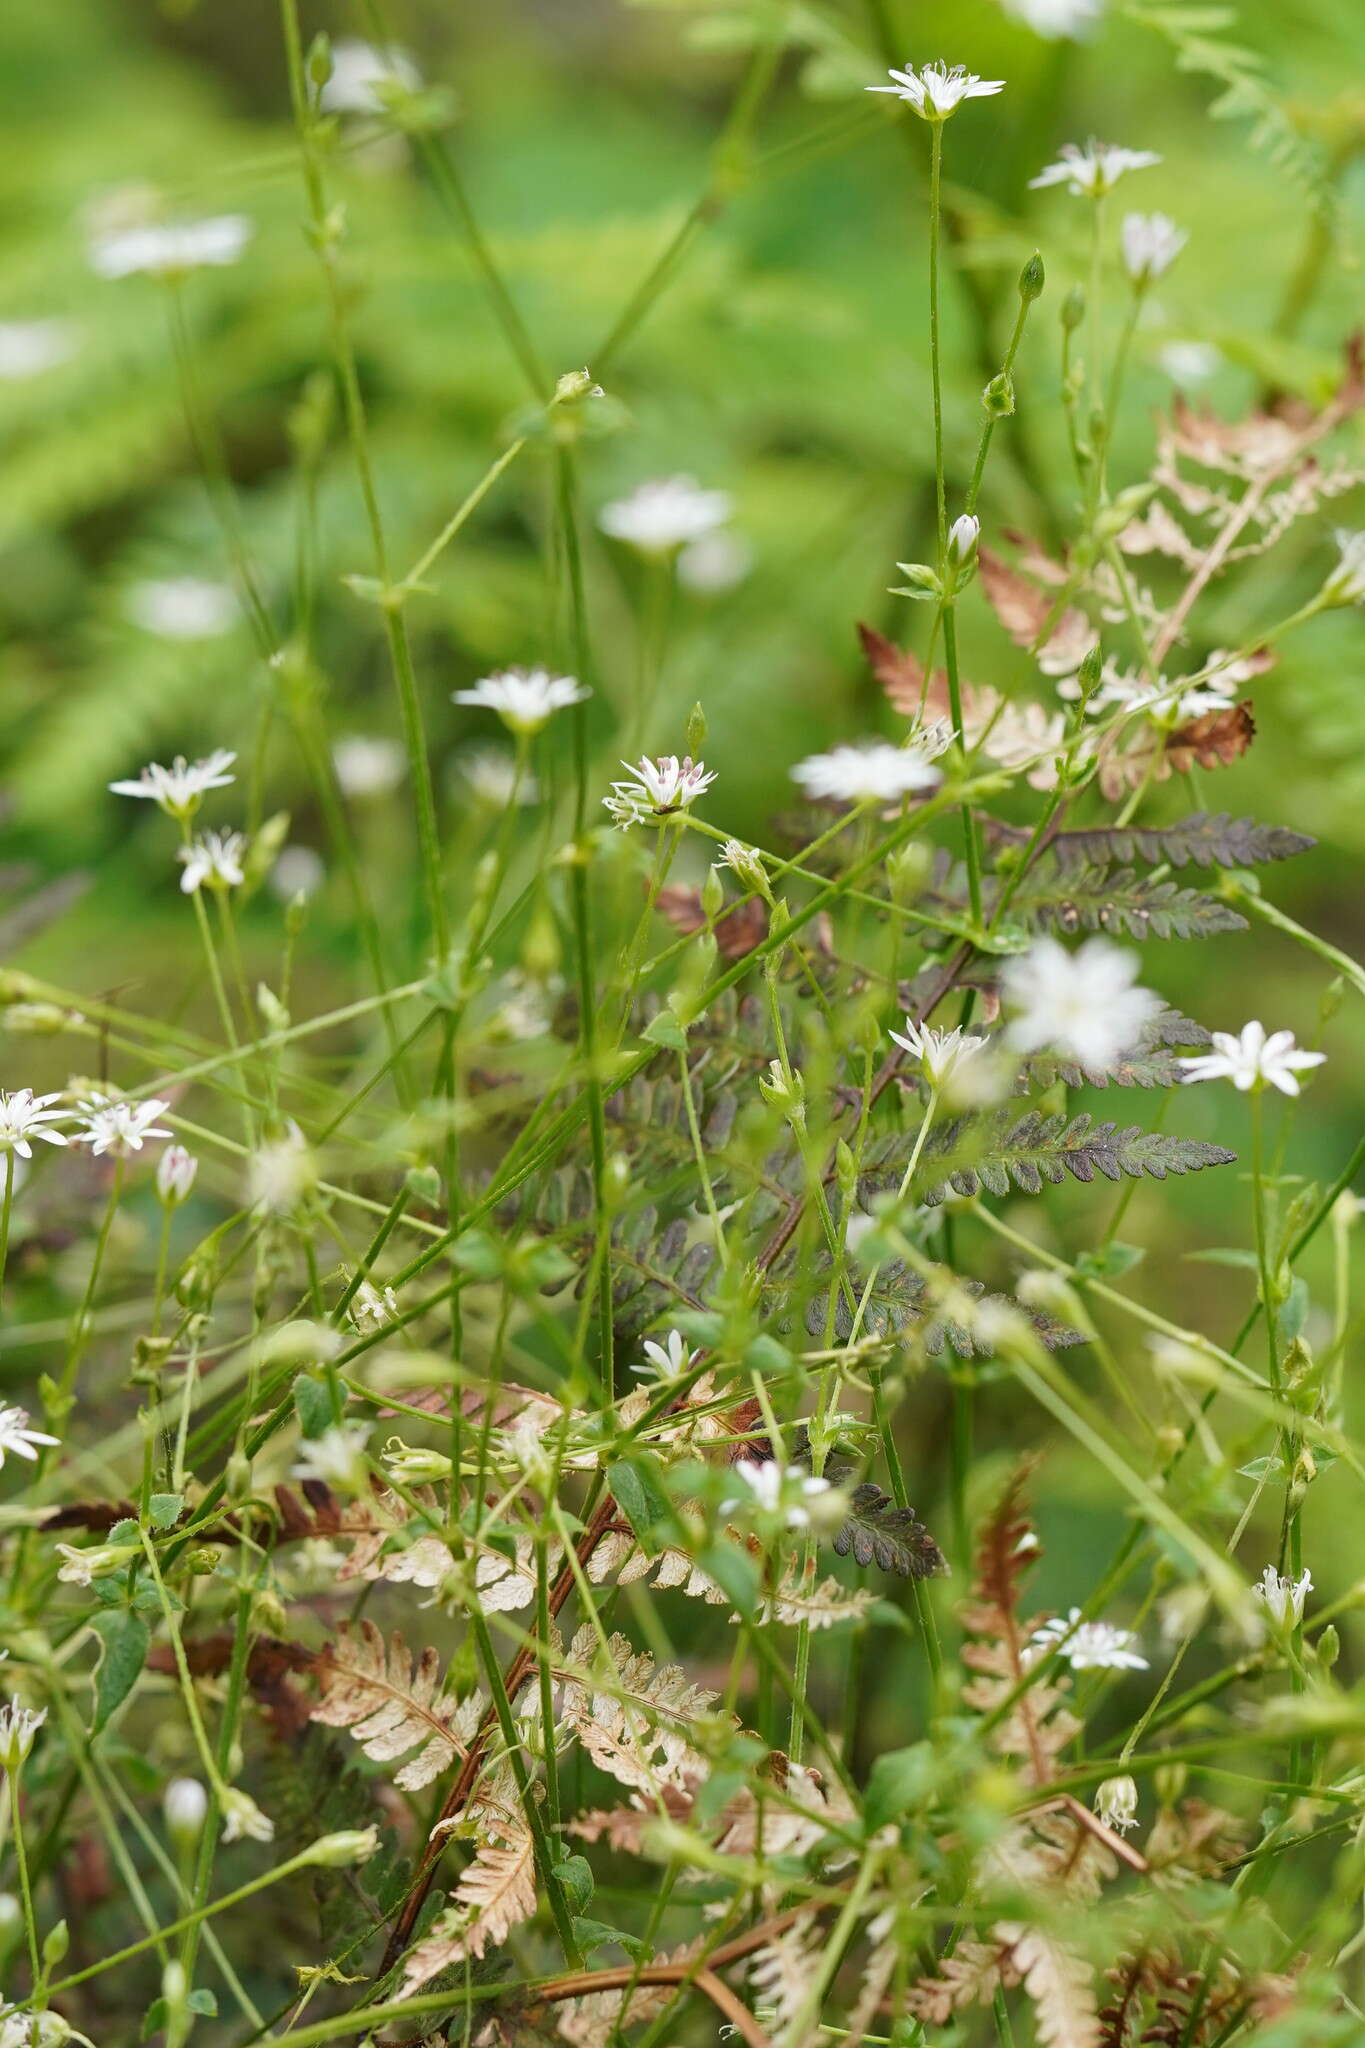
[311,1618,481,1791]
[399,1825,537,1994]
[656,883,769,961]
[998,1924,1100,2048]
[1164,700,1255,774]
[857,620,944,717]
[978,547,1097,676]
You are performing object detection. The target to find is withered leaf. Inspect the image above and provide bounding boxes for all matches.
[657,883,768,960]
[857,620,945,717]
[1164,699,1255,774]
[978,546,1096,676]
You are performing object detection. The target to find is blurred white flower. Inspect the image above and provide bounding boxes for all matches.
[598,476,732,554]
[157,1145,198,1206]
[0,1090,69,1159]
[452,666,588,734]
[1121,212,1187,284]
[454,746,540,808]
[605,755,716,827]
[1002,936,1163,1072]
[724,1459,833,1530]
[109,750,236,818]
[1324,529,1365,607]
[269,845,325,902]
[1094,1774,1139,1832]
[1252,1565,1312,1628]
[1158,340,1221,385]
[248,1123,316,1213]
[791,741,941,805]
[332,735,405,798]
[127,578,237,640]
[178,828,247,895]
[0,319,78,380]
[1030,141,1161,197]
[90,215,252,279]
[73,1095,173,1158]
[291,1423,370,1494]
[163,1776,208,1844]
[1000,0,1102,38]
[889,1018,989,1088]
[349,1281,399,1334]
[319,38,421,114]
[867,60,1005,119]
[1027,1608,1149,1671]
[1179,1022,1325,1096]
[0,1406,59,1468]
[677,529,752,593]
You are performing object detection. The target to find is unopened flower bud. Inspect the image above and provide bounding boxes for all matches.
[982,370,1015,417]
[157,1145,198,1207]
[382,1439,453,1485]
[686,701,708,755]
[303,1825,380,1868]
[41,1918,69,1968]
[1019,251,1045,301]
[1061,284,1086,332]
[700,867,725,921]
[185,1547,220,1576]
[946,513,980,572]
[164,1777,210,1846]
[1154,1761,1187,1808]
[307,32,333,89]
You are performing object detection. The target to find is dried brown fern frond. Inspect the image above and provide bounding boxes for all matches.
[998,1922,1101,2048]
[310,1619,483,1791]
[557,1624,720,1792]
[399,1812,538,1995]
[747,1920,826,2031]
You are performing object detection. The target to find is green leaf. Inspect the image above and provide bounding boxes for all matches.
[148,1492,184,1530]
[552,1854,594,1913]
[292,1373,334,1439]
[640,1010,690,1051]
[571,1916,646,1958]
[1075,1241,1145,1279]
[695,1539,759,1619]
[864,1742,936,1831]
[90,1609,150,1734]
[829,1479,947,1580]
[607,1455,674,1556]
[187,1990,218,2017]
[903,1109,1237,1205]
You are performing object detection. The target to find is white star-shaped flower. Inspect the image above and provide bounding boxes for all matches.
[319,38,421,114]
[0,1090,69,1160]
[1027,1608,1149,1671]
[889,1018,990,1088]
[90,215,252,279]
[1120,212,1187,284]
[1001,936,1163,1074]
[452,667,588,735]
[1324,529,1365,606]
[109,750,236,818]
[867,60,1005,120]
[1030,140,1161,197]
[0,1407,59,1468]
[1178,1021,1325,1097]
[724,1459,833,1530]
[604,755,716,827]
[72,1095,173,1158]
[1251,1565,1312,1628]
[634,1328,697,1380]
[791,741,941,806]
[177,829,247,895]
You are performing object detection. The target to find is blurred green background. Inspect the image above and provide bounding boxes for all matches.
[3,0,1364,1480]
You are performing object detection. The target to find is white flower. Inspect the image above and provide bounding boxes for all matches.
[1002,936,1163,1072]
[332,735,405,797]
[248,1124,316,1213]
[0,1090,69,1159]
[1094,1774,1139,1833]
[598,476,732,554]
[454,746,540,808]
[1252,1565,1312,1628]
[291,1423,370,1493]
[1000,0,1102,38]
[1159,340,1221,385]
[1030,141,1161,197]
[0,1407,58,1468]
[109,749,236,818]
[164,1776,209,1843]
[0,319,78,380]
[724,1459,833,1530]
[127,577,237,640]
[90,215,253,279]
[947,513,980,568]
[1323,529,1365,607]
[73,1094,173,1158]
[349,1281,399,1334]
[1178,1021,1325,1097]
[1027,1608,1149,1671]
[677,529,753,592]
[452,666,588,734]
[0,1700,45,1772]
[319,38,421,114]
[157,1145,198,1206]
[1120,212,1187,284]
[177,828,247,895]
[635,1328,697,1380]
[889,1018,989,1088]
[712,838,767,891]
[269,845,325,903]
[867,60,1005,119]
[604,755,717,827]
[219,1787,274,1844]
[0,2009,87,2048]
[791,740,941,806]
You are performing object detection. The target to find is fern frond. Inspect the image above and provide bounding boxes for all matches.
[998,1923,1101,2048]
[749,1921,826,2029]
[1034,813,1314,872]
[1015,1007,1210,1091]
[1007,864,1246,941]
[311,1619,482,1792]
[398,1822,537,1994]
[557,1625,719,1792]
[911,1109,1235,1205]
[759,1561,879,1625]
[828,1477,947,1579]
[805,1258,1083,1356]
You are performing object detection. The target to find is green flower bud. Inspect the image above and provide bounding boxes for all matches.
[1061,285,1086,332]
[306,33,333,90]
[1019,251,1045,301]
[983,371,1015,418]
[303,1825,380,1869]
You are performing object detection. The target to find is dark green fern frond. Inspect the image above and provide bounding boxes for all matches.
[803,1261,1083,1357]
[1007,863,1247,941]
[1036,814,1315,873]
[863,1110,1235,1206]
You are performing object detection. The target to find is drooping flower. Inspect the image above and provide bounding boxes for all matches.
[0,1406,59,1468]
[72,1095,173,1158]
[0,1090,69,1160]
[598,476,732,554]
[999,0,1103,38]
[156,1145,199,1206]
[332,735,406,798]
[867,60,1005,120]
[1252,1565,1312,1628]
[177,829,247,896]
[1094,1774,1139,1832]
[635,1328,697,1381]
[319,38,421,114]
[0,319,78,380]
[218,1786,275,1844]
[0,1700,45,1772]
[1323,529,1365,607]
[1001,936,1163,1072]
[724,1459,833,1530]
[1120,212,1187,284]
[109,750,236,819]
[452,666,588,735]
[1030,141,1161,197]
[89,215,253,279]
[889,1018,989,1088]
[1027,1608,1149,1671]
[791,741,941,806]
[604,755,716,827]
[126,578,238,640]
[1178,1022,1325,1097]
[291,1423,371,1493]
